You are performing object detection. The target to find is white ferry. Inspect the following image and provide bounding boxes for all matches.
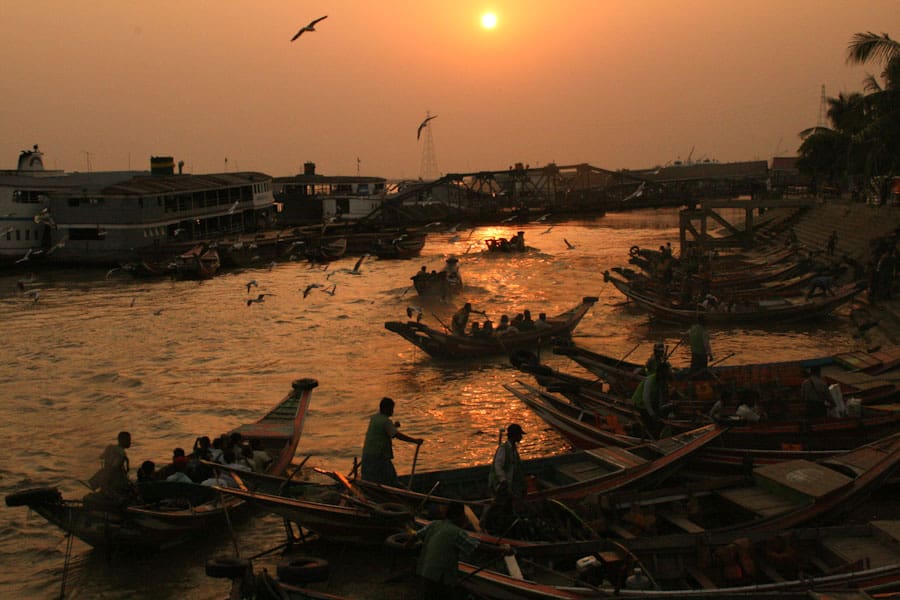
[1,148,276,266]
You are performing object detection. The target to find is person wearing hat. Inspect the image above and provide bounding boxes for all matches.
[361,397,424,487]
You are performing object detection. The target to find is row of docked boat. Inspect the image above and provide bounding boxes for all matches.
[605,238,865,324]
[7,364,900,598]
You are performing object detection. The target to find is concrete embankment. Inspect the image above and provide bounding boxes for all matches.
[785,201,900,349]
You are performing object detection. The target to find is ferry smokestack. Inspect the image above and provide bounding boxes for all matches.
[150,156,175,175]
[304,162,316,176]
[177,160,184,175]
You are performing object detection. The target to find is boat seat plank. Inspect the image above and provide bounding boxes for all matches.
[585,446,648,469]
[556,461,615,482]
[607,522,637,540]
[754,460,853,500]
[715,487,800,517]
[828,447,890,473]
[657,510,705,533]
[872,520,900,544]
[822,537,894,568]
[685,565,718,589]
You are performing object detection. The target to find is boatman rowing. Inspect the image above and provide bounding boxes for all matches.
[360,397,424,487]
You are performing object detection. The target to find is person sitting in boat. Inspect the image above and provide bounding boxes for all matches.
[156,447,187,480]
[87,431,132,501]
[136,460,156,483]
[165,456,193,483]
[249,438,272,473]
[470,321,481,336]
[534,312,551,330]
[801,365,834,419]
[412,265,428,284]
[517,309,536,331]
[735,399,765,423]
[495,315,510,334]
[481,318,494,337]
[512,231,526,251]
[443,256,461,283]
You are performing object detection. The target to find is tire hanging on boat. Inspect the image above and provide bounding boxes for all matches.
[373,502,412,520]
[276,556,330,584]
[205,557,251,579]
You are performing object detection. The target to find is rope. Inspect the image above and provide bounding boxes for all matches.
[59,531,74,600]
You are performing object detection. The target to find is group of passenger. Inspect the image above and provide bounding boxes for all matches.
[451,302,551,338]
[485,231,526,253]
[88,430,274,502]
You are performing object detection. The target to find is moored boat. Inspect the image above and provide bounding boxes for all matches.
[5,377,319,552]
[173,243,221,279]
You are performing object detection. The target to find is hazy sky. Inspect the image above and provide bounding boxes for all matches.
[2,1,898,179]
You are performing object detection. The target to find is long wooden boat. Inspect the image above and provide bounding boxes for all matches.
[586,431,900,541]
[173,243,221,280]
[384,296,598,359]
[410,257,463,297]
[353,424,723,513]
[549,343,900,402]
[4,378,319,552]
[306,237,347,263]
[460,521,900,599]
[372,231,426,259]
[608,274,865,325]
[505,379,900,470]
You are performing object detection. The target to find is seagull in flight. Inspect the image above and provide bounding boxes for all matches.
[302,283,323,298]
[320,283,337,296]
[227,201,240,215]
[247,293,275,306]
[24,289,40,304]
[417,115,437,140]
[406,306,424,323]
[500,215,517,223]
[564,239,576,250]
[291,15,328,41]
[541,225,554,234]
[15,249,33,264]
[245,280,258,293]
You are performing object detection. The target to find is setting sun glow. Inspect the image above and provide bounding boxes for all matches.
[481,12,497,29]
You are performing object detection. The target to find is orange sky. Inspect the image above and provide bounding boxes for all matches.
[2,1,898,179]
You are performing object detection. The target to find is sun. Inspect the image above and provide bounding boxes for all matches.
[481,12,498,29]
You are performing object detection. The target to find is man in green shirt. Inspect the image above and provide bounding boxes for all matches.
[361,397,424,486]
[414,501,510,599]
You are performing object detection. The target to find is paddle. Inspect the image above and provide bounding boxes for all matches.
[407,443,422,490]
[614,342,642,368]
[277,454,311,495]
[710,351,736,367]
[414,481,441,515]
[315,467,366,501]
[431,312,452,333]
[458,517,520,583]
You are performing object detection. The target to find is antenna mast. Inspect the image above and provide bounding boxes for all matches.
[816,84,827,129]
[419,110,439,180]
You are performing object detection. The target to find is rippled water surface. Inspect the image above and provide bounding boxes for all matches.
[0,209,860,598]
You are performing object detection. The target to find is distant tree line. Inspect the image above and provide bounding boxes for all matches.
[797,32,899,201]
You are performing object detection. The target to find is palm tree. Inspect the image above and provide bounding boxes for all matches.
[846,32,900,201]
[797,32,899,200]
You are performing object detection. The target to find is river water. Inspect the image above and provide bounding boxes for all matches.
[0,209,860,599]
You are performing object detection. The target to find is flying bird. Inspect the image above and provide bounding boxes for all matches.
[302,283,323,298]
[245,280,258,293]
[406,306,424,323]
[24,289,40,304]
[291,15,328,41]
[227,201,240,215]
[320,283,337,296]
[541,225,554,234]
[352,254,368,273]
[247,293,275,306]
[417,115,437,140]
[14,249,33,264]
[564,238,576,250]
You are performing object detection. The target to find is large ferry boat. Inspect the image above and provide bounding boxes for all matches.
[1,148,276,266]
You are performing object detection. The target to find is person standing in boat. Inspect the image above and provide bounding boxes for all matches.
[631,363,670,437]
[688,314,713,374]
[361,397,424,487]
[482,423,526,532]
[801,365,834,419]
[451,302,483,336]
[88,431,132,499]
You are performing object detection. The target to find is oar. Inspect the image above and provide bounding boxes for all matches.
[277,454,311,494]
[664,337,684,362]
[431,312,452,333]
[710,351,736,367]
[458,517,521,583]
[407,443,422,490]
[415,481,441,515]
[614,342,642,369]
